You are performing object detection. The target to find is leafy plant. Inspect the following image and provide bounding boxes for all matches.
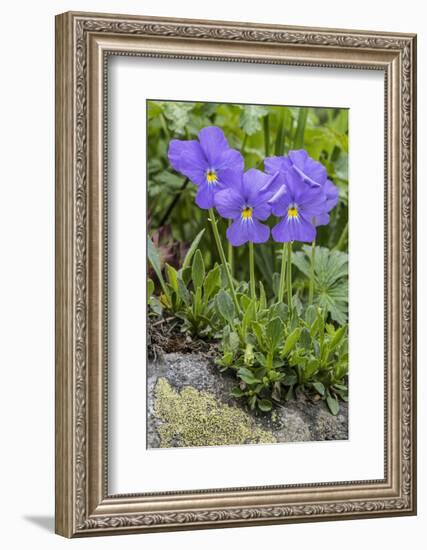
[148,232,223,338]
[292,245,348,325]
[215,294,348,413]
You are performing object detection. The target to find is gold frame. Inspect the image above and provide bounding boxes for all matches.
[55,11,417,538]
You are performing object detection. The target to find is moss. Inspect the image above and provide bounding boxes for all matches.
[153,378,276,448]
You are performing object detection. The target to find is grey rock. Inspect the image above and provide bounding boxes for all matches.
[147,351,348,448]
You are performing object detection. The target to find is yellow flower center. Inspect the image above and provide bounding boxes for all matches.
[241,207,253,220]
[287,205,299,219]
[206,169,218,184]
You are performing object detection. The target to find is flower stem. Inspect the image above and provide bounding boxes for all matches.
[241,133,248,156]
[263,115,270,157]
[249,241,256,300]
[227,219,234,277]
[208,208,241,315]
[278,242,287,303]
[287,242,293,313]
[333,220,348,252]
[308,239,315,305]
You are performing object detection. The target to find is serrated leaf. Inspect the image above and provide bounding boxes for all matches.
[293,246,348,324]
[162,101,194,134]
[240,105,269,135]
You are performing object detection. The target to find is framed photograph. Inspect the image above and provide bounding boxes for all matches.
[55,11,417,537]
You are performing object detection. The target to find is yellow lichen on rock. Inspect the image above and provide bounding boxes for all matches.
[153,378,276,448]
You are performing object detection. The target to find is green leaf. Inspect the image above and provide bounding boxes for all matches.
[244,343,255,366]
[228,331,240,352]
[293,246,348,324]
[312,382,325,396]
[251,321,265,348]
[326,394,340,415]
[283,327,301,356]
[242,299,257,337]
[181,266,191,286]
[266,317,283,349]
[259,281,267,310]
[303,358,319,380]
[258,399,273,412]
[328,325,347,352]
[147,278,155,299]
[269,302,289,322]
[177,278,190,305]
[285,385,295,401]
[305,305,317,325]
[272,272,280,299]
[240,105,269,135]
[165,263,178,291]
[182,229,206,270]
[204,265,220,300]
[192,287,202,318]
[300,327,311,349]
[162,101,194,134]
[147,236,169,297]
[191,249,205,289]
[282,373,297,386]
[216,290,235,324]
[237,367,260,385]
[231,387,245,397]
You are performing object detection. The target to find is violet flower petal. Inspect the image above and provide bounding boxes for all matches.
[198,126,229,166]
[214,188,244,219]
[272,213,316,243]
[227,217,269,246]
[167,139,207,185]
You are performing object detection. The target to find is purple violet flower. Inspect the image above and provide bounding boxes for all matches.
[265,149,339,228]
[265,149,327,188]
[168,126,243,209]
[268,169,327,243]
[214,169,280,247]
[314,179,339,226]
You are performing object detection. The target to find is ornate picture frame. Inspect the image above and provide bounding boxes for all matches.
[55,11,417,537]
